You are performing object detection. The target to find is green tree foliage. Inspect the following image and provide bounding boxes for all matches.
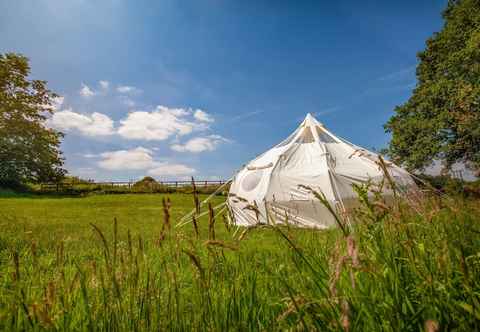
[0,53,65,187]
[385,0,480,173]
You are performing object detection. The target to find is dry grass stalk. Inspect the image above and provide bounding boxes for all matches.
[204,240,238,251]
[340,299,350,331]
[31,302,54,328]
[238,227,251,242]
[377,155,398,198]
[276,296,307,322]
[137,235,144,259]
[56,241,64,268]
[192,176,200,214]
[234,195,249,203]
[68,271,80,294]
[182,249,205,280]
[208,203,216,240]
[12,251,20,282]
[346,236,359,268]
[113,217,118,268]
[162,197,170,230]
[227,205,237,227]
[90,223,111,271]
[329,255,345,300]
[192,215,199,238]
[127,229,133,262]
[253,200,260,222]
[222,213,230,232]
[30,241,37,266]
[372,201,389,212]
[156,197,171,246]
[45,281,55,312]
[90,260,99,288]
[243,202,260,223]
[298,184,349,236]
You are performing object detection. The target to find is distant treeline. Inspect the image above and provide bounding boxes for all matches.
[29,176,229,196]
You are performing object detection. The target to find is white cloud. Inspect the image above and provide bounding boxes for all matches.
[118,105,207,141]
[48,108,114,136]
[171,135,228,153]
[52,96,65,110]
[98,147,155,170]
[117,85,141,94]
[99,80,110,90]
[148,163,196,176]
[97,147,196,176]
[42,96,65,111]
[194,109,214,123]
[47,104,216,141]
[79,83,95,98]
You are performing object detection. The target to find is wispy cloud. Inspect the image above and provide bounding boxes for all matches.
[359,81,417,97]
[116,85,142,95]
[227,110,265,123]
[312,106,339,117]
[294,107,339,123]
[377,65,415,82]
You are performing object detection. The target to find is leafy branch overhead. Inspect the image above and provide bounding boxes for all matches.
[385,0,480,173]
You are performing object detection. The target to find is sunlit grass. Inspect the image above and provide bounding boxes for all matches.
[0,191,479,330]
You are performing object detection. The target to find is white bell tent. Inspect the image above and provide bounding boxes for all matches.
[227,113,415,229]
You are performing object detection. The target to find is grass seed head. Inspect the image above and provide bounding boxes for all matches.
[424,319,439,332]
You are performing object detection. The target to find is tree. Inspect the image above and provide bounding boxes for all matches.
[0,53,65,187]
[385,0,480,174]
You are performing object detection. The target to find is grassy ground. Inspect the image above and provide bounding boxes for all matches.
[0,190,479,331]
[0,193,224,252]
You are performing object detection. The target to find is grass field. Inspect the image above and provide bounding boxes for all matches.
[0,190,479,331]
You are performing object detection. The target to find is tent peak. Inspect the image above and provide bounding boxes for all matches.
[303,113,323,127]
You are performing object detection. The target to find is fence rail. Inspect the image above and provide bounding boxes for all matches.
[39,180,229,192]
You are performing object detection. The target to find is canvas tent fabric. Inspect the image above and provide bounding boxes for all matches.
[227,113,415,229]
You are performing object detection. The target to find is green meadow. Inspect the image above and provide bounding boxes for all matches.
[0,191,479,331]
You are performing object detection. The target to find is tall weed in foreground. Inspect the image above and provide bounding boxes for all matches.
[0,188,479,330]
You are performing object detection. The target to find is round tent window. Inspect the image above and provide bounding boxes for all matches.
[241,170,263,192]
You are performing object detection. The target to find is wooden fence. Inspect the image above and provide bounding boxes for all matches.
[39,180,228,192]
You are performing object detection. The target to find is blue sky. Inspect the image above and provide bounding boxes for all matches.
[0,0,447,181]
